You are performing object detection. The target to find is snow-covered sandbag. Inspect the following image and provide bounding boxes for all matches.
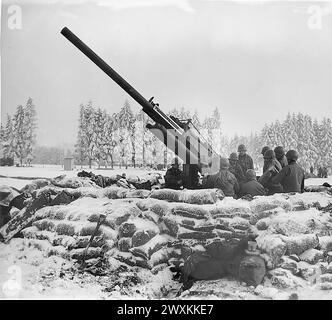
[118,237,132,252]
[250,197,292,213]
[149,189,180,202]
[319,236,332,253]
[53,234,76,248]
[282,234,319,256]
[47,245,70,259]
[51,176,98,189]
[129,234,172,260]
[172,203,209,220]
[135,199,171,217]
[105,203,141,227]
[71,235,106,249]
[210,204,252,220]
[256,233,287,267]
[125,189,151,199]
[21,179,51,194]
[256,218,271,230]
[229,217,251,231]
[177,226,216,240]
[179,189,224,205]
[249,208,285,225]
[269,219,311,236]
[160,215,179,236]
[268,268,304,289]
[213,229,234,240]
[299,248,324,264]
[132,229,157,247]
[279,256,298,275]
[21,226,55,243]
[70,247,103,260]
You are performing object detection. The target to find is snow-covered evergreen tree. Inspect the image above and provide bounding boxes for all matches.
[13,105,27,166]
[24,98,37,166]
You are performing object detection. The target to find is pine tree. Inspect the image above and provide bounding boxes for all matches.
[24,98,37,166]
[13,105,27,166]
[75,104,87,167]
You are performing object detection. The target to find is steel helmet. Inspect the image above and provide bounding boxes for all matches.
[263,149,276,160]
[229,152,238,161]
[246,169,256,180]
[0,186,21,207]
[238,144,247,152]
[220,157,230,169]
[261,146,270,155]
[274,146,285,157]
[286,150,298,161]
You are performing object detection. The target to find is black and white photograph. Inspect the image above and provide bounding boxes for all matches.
[0,0,332,303]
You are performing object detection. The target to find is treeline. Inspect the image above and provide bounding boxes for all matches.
[75,100,332,172]
[0,98,37,166]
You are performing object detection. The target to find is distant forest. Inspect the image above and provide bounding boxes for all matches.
[1,98,331,172]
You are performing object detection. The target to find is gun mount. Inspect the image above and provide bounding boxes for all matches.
[60,27,221,188]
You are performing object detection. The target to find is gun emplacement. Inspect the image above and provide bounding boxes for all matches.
[60,27,221,188]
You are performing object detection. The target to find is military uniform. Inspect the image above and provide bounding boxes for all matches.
[259,159,283,195]
[229,162,246,184]
[272,162,305,193]
[239,180,266,197]
[164,167,183,190]
[214,170,239,198]
[238,154,254,174]
[276,155,288,168]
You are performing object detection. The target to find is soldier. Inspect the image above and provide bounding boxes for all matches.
[270,150,305,193]
[318,166,323,178]
[228,152,246,184]
[164,157,183,190]
[259,149,283,195]
[202,157,239,198]
[237,144,254,174]
[239,169,266,197]
[261,146,270,156]
[274,146,288,168]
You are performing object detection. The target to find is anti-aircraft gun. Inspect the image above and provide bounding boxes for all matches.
[60,27,221,189]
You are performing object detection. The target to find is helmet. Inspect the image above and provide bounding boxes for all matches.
[274,146,285,157]
[286,150,298,161]
[0,186,21,207]
[220,157,230,169]
[238,144,247,152]
[229,152,238,161]
[171,157,181,166]
[263,149,276,160]
[261,146,270,155]
[246,169,256,180]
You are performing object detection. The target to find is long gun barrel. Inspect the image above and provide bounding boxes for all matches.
[61,27,183,133]
[60,27,221,185]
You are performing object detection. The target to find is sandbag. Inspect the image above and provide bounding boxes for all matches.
[177,226,216,240]
[256,233,287,267]
[179,189,224,205]
[129,234,172,260]
[282,234,319,256]
[172,203,209,220]
[149,189,180,202]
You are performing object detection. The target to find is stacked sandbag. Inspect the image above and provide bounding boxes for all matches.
[149,188,224,204]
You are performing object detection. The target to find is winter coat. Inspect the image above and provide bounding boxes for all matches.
[238,154,254,174]
[259,159,283,195]
[239,179,266,197]
[164,167,183,190]
[229,161,246,184]
[271,162,305,193]
[210,170,239,198]
[276,155,288,168]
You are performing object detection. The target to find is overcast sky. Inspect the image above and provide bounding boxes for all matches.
[1,0,332,146]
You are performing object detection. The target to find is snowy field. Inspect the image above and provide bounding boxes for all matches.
[0,164,331,190]
[0,165,165,189]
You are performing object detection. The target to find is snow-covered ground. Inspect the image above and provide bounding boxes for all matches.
[0,165,165,189]
[0,165,331,190]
